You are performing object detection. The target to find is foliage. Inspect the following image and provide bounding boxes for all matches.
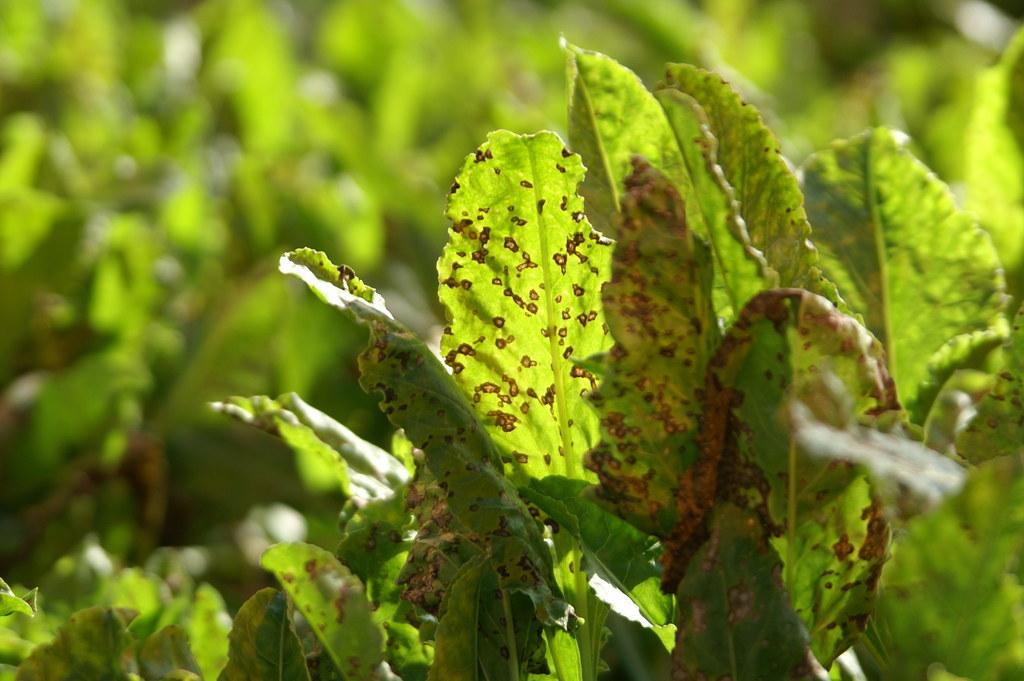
[4,1,1024,680]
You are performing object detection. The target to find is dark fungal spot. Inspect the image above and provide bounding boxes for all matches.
[526,303,538,314]
[453,218,473,233]
[495,338,507,349]
[494,167,501,174]
[520,180,533,188]
[529,289,539,301]
[507,205,515,212]
[555,163,566,173]
[559,196,568,210]
[493,316,505,327]
[450,181,460,194]
[571,211,584,222]
[521,356,537,368]
[561,147,572,158]
[537,199,545,214]
[504,237,519,252]
[512,216,528,227]
[572,284,584,296]
[553,253,567,274]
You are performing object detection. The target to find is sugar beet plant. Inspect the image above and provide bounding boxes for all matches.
[10,33,1024,681]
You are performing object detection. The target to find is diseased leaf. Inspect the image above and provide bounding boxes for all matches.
[137,626,202,680]
[584,160,718,537]
[217,588,309,681]
[280,249,573,666]
[673,504,829,681]
[524,476,676,650]
[664,290,896,664]
[875,457,1024,680]
[802,128,1006,420]
[0,580,34,618]
[438,130,612,487]
[966,26,1024,301]
[213,392,408,501]
[662,64,819,291]
[15,607,137,681]
[958,305,1024,461]
[655,87,770,320]
[566,44,685,236]
[262,542,396,681]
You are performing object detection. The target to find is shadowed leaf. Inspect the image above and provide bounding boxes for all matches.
[137,626,202,680]
[218,588,309,681]
[15,607,137,681]
[672,504,828,681]
[803,128,1006,420]
[584,160,718,537]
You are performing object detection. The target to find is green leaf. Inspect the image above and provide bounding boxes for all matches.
[874,457,1024,679]
[958,305,1024,461]
[15,607,138,681]
[262,542,395,681]
[523,476,676,650]
[802,127,1006,420]
[966,25,1024,302]
[213,392,408,501]
[583,160,718,537]
[565,44,685,236]
[217,588,310,681]
[137,626,202,680]
[0,580,34,618]
[662,64,819,291]
[185,584,230,681]
[673,504,829,681]
[664,290,896,664]
[654,87,770,320]
[279,249,572,636]
[438,130,612,486]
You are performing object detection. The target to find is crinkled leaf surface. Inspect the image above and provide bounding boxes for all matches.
[137,625,202,680]
[523,476,676,650]
[262,542,395,681]
[565,44,685,236]
[438,130,612,487]
[280,249,572,670]
[15,607,137,681]
[875,457,1024,680]
[654,87,769,321]
[217,588,309,681]
[672,504,828,681]
[662,64,819,291]
[802,128,1006,420]
[966,26,1024,301]
[213,392,407,501]
[664,290,895,664]
[583,160,717,537]
[0,580,33,618]
[958,305,1024,461]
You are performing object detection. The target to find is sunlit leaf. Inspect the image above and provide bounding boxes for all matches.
[802,128,1006,420]
[662,64,819,291]
[958,305,1024,461]
[0,580,33,619]
[565,44,685,236]
[966,25,1024,301]
[217,588,309,681]
[438,129,612,487]
[185,584,230,681]
[262,542,396,681]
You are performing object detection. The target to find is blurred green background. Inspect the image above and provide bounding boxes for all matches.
[0,0,1020,618]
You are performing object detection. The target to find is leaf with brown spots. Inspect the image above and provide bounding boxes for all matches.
[439,131,613,488]
[262,543,397,681]
[583,159,718,538]
[664,289,899,665]
[672,504,829,681]
[958,305,1024,462]
[661,65,826,297]
[280,249,573,676]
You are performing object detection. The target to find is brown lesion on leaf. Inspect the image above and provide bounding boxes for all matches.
[832,534,854,562]
[520,180,534,188]
[504,236,519,252]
